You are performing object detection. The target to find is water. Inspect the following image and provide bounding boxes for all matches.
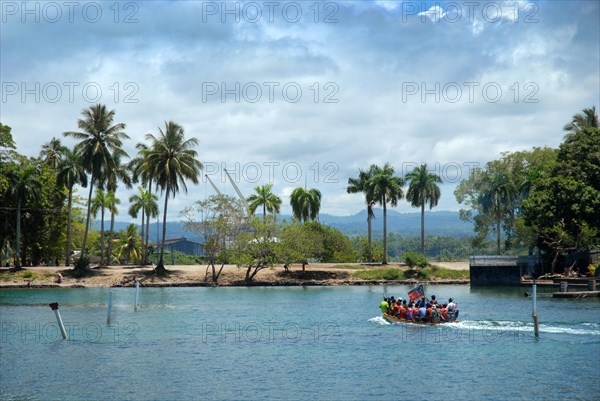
[1,285,599,401]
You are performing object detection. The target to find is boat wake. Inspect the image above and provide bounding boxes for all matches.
[368,316,391,325]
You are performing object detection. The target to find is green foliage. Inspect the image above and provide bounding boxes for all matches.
[352,266,469,281]
[22,270,35,279]
[403,251,428,268]
[353,268,404,280]
[352,237,384,262]
[290,187,322,222]
[74,255,90,271]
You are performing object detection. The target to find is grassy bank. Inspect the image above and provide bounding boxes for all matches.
[352,266,469,281]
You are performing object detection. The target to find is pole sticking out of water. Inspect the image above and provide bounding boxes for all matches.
[49,303,68,340]
[107,291,113,324]
[134,281,140,311]
[532,281,539,338]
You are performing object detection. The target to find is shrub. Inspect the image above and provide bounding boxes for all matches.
[74,256,90,271]
[403,252,429,269]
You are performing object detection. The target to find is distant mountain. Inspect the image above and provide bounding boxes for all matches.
[94,209,472,243]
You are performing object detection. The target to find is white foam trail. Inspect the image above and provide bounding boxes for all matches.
[452,320,599,336]
[369,316,390,325]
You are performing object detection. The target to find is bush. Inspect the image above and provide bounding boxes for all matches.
[74,256,90,271]
[22,270,35,279]
[403,252,429,269]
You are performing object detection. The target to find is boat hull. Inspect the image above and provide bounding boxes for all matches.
[382,313,459,325]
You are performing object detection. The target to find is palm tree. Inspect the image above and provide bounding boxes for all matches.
[114,224,142,264]
[104,191,121,265]
[39,137,67,169]
[405,164,442,256]
[7,165,42,268]
[368,163,404,264]
[63,104,129,265]
[56,148,88,266]
[247,184,282,222]
[91,188,110,265]
[129,143,156,264]
[103,155,132,266]
[347,167,376,261]
[563,106,598,137]
[143,121,202,273]
[478,166,516,255]
[290,187,322,223]
[129,187,159,264]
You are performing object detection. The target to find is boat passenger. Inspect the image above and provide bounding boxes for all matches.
[447,298,456,311]
[430,295,438,305]
[380,297,389,314]
[418,305,427,322]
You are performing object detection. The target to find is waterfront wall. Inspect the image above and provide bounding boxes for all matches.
[470,256,522,286]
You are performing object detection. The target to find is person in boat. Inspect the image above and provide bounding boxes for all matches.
[430,295,438,305]
[446,298,459,319]
[380,297,389,314]
[418,303,427,322]
[430,305,442,323]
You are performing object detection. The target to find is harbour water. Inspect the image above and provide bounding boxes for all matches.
[1,285,599,400]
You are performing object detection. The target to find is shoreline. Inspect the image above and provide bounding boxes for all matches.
[0,262,470,289]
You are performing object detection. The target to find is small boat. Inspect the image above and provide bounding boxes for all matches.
[382,312,459,325]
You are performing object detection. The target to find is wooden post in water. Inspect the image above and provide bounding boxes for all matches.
[49,303,68,340]
[107,291,113,324]
[134,281,140,311]
[532,280,539,338]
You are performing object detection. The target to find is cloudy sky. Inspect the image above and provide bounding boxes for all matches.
[1,0,599,222]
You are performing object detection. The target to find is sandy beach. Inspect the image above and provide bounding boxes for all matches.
[0,262,469,288]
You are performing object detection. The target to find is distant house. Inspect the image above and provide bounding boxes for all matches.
[151,237,204,257]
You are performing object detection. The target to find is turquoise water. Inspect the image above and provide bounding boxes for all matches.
[1,285,599,401]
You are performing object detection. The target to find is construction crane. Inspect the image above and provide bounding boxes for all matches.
[205,171,250,212]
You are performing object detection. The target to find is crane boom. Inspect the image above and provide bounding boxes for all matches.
[224,170,250,210]
[205,175,223,196]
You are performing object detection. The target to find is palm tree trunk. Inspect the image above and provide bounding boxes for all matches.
[367,204,372,262]
[496,213,501,256]
[107,211,115,266]
[382,194,387,265]
[15,198,22,269]
[144,181,152,264]
[80,175,95,261]
[420,202,425,256]
[65,188,73,266]
[156,188,169,273]
[140,206,145,265]
[263,203,266,223]
[100,207,105,266]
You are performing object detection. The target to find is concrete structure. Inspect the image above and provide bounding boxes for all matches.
[469,256,522,286]
[152,237,204,256]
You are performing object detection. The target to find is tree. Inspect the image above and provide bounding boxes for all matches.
[6,165,42,268]
[247,183,282,222]
[113,224,142,264]
[347,167,376,261]
[563,106,598,137]
[279,220,324,271]
[129,187,158,264]
[290,187,322,223]
[230,217,279,283]
[104,191,121,265]
[56,147,88,266]
[181,195,246,283]
[368,163,404,264]
[143,121,202,274]
[39,137,67,169]
[103,155,132,266]
[405,164,442,256]
[90,188,110,265]
[63,104,129,268]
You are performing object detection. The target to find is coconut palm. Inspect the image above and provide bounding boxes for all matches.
[113,224,142,264]
[39,137,67,169]
[478,166,517,255]
[290,187,322,223]
[104,191,121,265]
[405,164,442,256]
[7,165,42,268]
[143,121,202,273]
[563,106,598,137]
[129,187,159,264]
[63,104,129,265]
[56,148,88,266]
[247,184,282,222]
[347,167,377,261]
[91,188,110,265]
[368,163,404,264]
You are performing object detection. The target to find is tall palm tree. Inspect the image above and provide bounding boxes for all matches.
[91,188,110,265]
[114,224,142,264]
[368,163,404,264]
[347,167,376,261]
[104,191,121,265]
[103,155,132,266]
[129,143,156,264]
[143,121,202,273]
[63,104,129,265]
[563,106,598,137]
[129,187,159,264]
[290,187,322,223]
[478,167,516,255]
[7,165,42,268]
[405,164,442,256]
[39,137,67,169]
[56,147,88,266]
[247,184,282,222]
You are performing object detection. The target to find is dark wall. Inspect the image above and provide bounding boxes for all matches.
[470,265,522,286]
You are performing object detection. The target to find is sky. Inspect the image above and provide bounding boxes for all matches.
[1,0,599,222]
